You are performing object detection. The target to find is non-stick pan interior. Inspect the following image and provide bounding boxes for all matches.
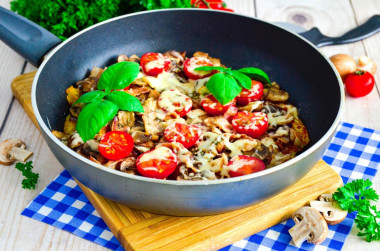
[36,10,341,147]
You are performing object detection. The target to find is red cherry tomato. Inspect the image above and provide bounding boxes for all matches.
[228,155,265,177]
[231,111,268,139]
[201,94,235,116]
[164,123,201,148]
[98,131,134,160]
[136,147,178,179]
[140,52,171,77]
[236,80,264,106]
[158,89,192,117]
[183,57,214,80]
[344,70,375,97]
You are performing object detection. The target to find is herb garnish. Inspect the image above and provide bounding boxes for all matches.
[195,66,270,105]
[11,0,191,40]
[75,61,143,142]
[333,179,380,242]
[15,161,39,190]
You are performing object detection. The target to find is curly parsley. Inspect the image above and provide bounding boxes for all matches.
[15,161,39,190]
[333,179,380,242]
[11,0,191,40]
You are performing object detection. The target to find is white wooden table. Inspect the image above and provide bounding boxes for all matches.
[0,0,379,250]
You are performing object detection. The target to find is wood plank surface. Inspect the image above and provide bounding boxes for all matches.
[0,0,379,250]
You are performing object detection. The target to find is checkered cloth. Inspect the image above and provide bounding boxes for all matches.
[22,122,380,251]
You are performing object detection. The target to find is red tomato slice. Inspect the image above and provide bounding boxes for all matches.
[140,52,171,77]
[158,89,192,117]
[136,147,178,179]
[164,123,201,148]
[98,131,134,160]
[228,155,265,177]
[183,57,214,80]
[201,94,235,116]
[231,111,268,139]
[236,80,264,106]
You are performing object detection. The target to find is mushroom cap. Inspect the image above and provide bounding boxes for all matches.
[357,56,377,76]
[0,139,26,165]
[317,194,348,225]
[329,54,357,79]
[290,206,328,246]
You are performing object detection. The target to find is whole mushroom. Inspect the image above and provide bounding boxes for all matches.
[0,139,33,165]
[357,56,377,76]
[329,54,357,79]
[310,194,348,225]
[289,206,328,247]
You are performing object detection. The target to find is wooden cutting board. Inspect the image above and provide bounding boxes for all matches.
[12,71,343,251]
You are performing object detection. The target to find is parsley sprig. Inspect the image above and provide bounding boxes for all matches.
[195,66,270,105]
[75,61,143,142]
[15,161,39,190]
[333,179,380,242]
[11,0,191,40]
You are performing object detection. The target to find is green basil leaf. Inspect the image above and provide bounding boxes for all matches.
[195,66,231,73]
[74,90,106,104]
[238,67,270,84]
[97,61,140,91]
[206,73,242,105]
[229,70,252,89]
[105,91,144,113]
[76,100,119,142]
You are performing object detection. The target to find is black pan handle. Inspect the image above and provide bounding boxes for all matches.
[307,15,380,47]
[0,7,61,67]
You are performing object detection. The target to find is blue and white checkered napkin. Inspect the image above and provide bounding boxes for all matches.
[22,122,380,251]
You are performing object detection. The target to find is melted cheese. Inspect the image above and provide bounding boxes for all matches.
[137,146,176,163]
[186,57,213,77]
[144,72,195,94]
[158,89,192,114]
[144,53,169,71]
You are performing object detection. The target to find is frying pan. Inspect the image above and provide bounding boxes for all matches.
[1,8,345,216]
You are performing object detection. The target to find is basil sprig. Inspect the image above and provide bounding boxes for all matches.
[195,66,270,105]
[75,61,143,142]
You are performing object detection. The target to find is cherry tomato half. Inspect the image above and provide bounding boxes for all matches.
[201,94,235,116]
[236,80,264,106]
[98,131,134,160]
[183,57,214,80]
[158,89,192,117]
[231,111,268,139]
[344,70,375,97]
[228,155,265,177]
[164,123,201,148]
[140,52,171,77]
[136,147,178,179]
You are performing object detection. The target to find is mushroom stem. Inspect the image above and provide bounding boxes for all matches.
[289,221,311,247]
[9,147,33,162]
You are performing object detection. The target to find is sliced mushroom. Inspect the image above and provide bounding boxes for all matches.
[290,118,310,148]
[238,101,263,112]
[266,86,289,102]
[68,132,84,149]
[132,131,152,144]
[0,139,33,165]
[289,206,328,247]
[127,54,140,63]
[310,194,347,225]
[117,54,128,62]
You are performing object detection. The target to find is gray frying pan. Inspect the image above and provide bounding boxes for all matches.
[1,8,369,216]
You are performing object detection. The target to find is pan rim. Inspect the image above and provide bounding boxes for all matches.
[31,8,344,186]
